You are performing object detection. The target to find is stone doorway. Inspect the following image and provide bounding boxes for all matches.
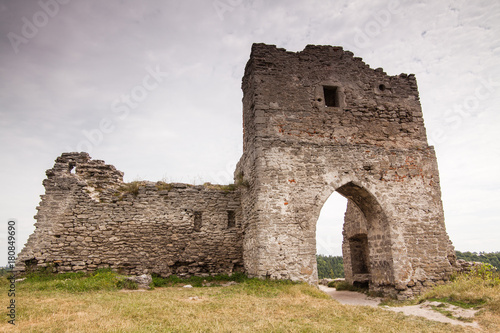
[316,182,395,291]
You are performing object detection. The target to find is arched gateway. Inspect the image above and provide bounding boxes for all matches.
[16,44,456,299]
[235,44,455,298]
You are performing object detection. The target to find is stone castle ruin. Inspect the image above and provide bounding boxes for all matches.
[17,43,456,298]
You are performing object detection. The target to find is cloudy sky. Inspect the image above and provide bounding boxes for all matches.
[1,0,499,266]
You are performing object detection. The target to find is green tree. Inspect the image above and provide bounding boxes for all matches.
[316,255,344,279]
[455,251,500,271]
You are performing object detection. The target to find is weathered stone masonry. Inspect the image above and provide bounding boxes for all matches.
[235,44,455,298]
[16,153,243,277]
[17,43,456,298]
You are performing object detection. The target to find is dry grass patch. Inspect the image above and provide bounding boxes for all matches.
[421,268,500,330]
[413,263,500,331]
[0,275,475,333]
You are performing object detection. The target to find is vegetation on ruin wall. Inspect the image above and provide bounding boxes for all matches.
[155,181,174,191]
[456,251,500,271]
[202,173,250,192]
[114,177,249,197]
[316,254,344,279]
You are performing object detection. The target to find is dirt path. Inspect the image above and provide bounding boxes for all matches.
[318,285,479,329]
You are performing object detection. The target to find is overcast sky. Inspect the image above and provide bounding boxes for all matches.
[1,0,499,266]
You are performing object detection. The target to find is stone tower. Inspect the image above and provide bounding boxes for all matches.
[235,44,455,298]
[16,43,456,299]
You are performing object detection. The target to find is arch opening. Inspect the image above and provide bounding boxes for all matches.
[315,182,395,290]
[315,192,347,257]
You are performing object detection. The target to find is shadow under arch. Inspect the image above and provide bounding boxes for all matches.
[321,181,395,290]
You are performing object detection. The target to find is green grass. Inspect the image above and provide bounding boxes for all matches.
[418,264,500,330]
[3,267,500,332]
[429,303,474,323]
[420,264,500,312]
[116,278,138,290]
[14,269,254,293]
[15,268,136,293]
[426,297,487,309]
[327,280,366,292]
[0,273,468,333]
[152,271,247,288]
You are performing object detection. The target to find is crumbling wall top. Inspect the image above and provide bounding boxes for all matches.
[242,43,428,149]
[46,152,124,188]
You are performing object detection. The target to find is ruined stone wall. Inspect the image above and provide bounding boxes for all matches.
[16,153,243,277]
[237,44,455,298]
[17,43,456,299]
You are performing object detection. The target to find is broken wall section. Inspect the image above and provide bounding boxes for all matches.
[16,152,244,277]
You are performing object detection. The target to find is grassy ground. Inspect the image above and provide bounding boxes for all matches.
[0,268,497,332]
[419,266,500,331]
[380,264,500,331]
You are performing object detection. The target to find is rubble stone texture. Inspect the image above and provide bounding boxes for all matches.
[16,153,243,278]
[17,43,456,298]
[234,43,455,298]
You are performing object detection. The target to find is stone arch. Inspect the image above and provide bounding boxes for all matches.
[235,43,453,298]
[315,181,395,290]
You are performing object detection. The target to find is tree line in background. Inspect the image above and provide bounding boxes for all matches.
[456,251,500,271]
[316,251,500,279]
[316,255,344,279]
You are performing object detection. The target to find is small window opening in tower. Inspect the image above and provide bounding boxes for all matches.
[194,211,202,231]
[227,210,235,228]
[378,84,386,92]
[323,86,339,107]
[68,163,76,174]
